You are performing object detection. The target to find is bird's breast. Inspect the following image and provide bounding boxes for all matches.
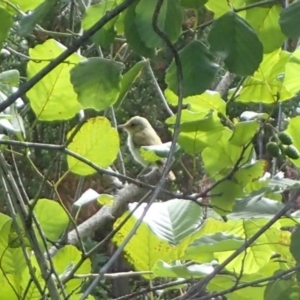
[127,136,148,167]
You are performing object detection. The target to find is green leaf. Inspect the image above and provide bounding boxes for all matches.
[141,142,181,159]
[166,40,219,97]
[165,89,226,115]
[283,49,300,96]
[0,215,27,281]
[70,58,124,111]
[201,128,253,179]
[152,260,213,278]
[228,192,284,219]
[236,48,292,103]
[284,116,300,167]
[0,8,13,49]
[67,117,119,175]
[208,12,263,76]
[115,60,147,108]
[205,0,245,18]
[130,199,202,245]
[245,5,286,53]
[135,0,183,48]
[291,226,300,263]
[177,127,224,156]
[186,233,245,258]
[18,0,56,36]
[264,270,298,300]
[234,160,266,186]
[0,70,19,87]
[214,219,274,274]
[113,204,188,273]
[53,245,91,292]
[123,0,155,57]
[229,120,259,146]
[166,110,225,155]
[0,214,12,255]
[210,180,244,215]
[0,274,20,300]
[33,199,69,241]
[10,0,44,11]
[279,0,300,39]
[167,110,223,132]
[82,1,119,48]
[208,275,265,300]
[26,39,83,120]
[97,194,114,207]
[180,0,207,9]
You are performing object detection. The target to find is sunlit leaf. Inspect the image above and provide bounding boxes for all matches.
[210,180,244,215]
[186,233,245,258]
[165,89,226,115]
[245,5,285,53]
[33,199,69,241]
[180,0,207,9]
[236,49,292,103]
[11,0,44,11]
[97,194,114,207]
[201,128,253,179]
[26,39,83,120]
[53,245,91,292]
[129,199,202,245]
[82,1,120,47]
[152,260,213,278]
[229,120,259,146]
[67,117,119,175]
[228,192,284,219]
[283,49,300,96]
[234,160,267,186]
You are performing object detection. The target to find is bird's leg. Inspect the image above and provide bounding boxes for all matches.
[136,165,152,179]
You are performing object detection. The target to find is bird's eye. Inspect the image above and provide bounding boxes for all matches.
[130,122,135,127]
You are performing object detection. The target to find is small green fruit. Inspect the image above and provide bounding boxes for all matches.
[278,132,293,145]
[266,142,281,157]
[284,145,300,160]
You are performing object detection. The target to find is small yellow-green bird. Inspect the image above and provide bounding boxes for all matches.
[118,116,175,181]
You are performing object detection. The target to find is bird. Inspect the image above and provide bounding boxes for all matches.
[118,116,176,181]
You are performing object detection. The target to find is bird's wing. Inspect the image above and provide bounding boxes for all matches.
[132,128,162,147]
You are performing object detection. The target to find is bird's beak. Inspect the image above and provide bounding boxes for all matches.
[117,123,127,130]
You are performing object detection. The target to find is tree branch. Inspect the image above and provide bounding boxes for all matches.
[0,0,136,112]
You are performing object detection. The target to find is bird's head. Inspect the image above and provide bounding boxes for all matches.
[118,116,152,134]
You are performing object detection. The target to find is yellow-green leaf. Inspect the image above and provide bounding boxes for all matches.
[67,117,119,175]
[236,49,292,103]
[165,89,226,115]
[229,120,259,147]
[11,0,44,11]
[97,194,114,207]
[26,39,83,120]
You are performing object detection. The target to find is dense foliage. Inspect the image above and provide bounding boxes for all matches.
[0,0,300,299]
